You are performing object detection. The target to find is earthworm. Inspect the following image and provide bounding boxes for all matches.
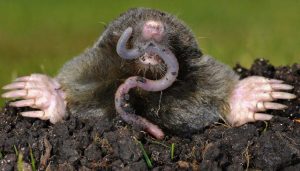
[115,27,179,139]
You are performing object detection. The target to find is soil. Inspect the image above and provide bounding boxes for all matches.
[0,59,299,171]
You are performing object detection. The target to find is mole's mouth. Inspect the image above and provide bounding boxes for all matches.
[139,52,163,65]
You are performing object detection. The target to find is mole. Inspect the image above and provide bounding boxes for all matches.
[2,8,296,139]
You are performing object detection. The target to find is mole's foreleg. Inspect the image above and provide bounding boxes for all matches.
[115,27,179,139]
[2,74,67,123]
[227,76,296,126]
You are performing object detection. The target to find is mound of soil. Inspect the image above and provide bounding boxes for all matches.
[0,59,299,170]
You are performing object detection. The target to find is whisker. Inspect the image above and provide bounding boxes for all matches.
[120,59,126,68]
[143,68,147,77]
[137,68,142,75]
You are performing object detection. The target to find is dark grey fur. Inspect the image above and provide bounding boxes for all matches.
[56,8,239,135]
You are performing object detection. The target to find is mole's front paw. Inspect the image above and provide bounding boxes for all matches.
[226,76,296,126]
[2,74,67,123]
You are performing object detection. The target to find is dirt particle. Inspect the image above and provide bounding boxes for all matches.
[136,76,146,83]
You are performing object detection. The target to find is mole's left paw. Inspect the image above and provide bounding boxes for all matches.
[2,74,67,123]
[226,76,296,126]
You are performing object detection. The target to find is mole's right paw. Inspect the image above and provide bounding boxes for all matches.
[2,74,67,123]
[227,76,296,127]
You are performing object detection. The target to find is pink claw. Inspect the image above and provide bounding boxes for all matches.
[2,82,26,90]
[253,113,273,121]
[15,76,31,82]
[9,99,35,108]
[21,111,46,119]
[268,79,284,83]
[271,84,294,90]
[256,102,288,111]
[2,90,27,98]
[271,92,297,99]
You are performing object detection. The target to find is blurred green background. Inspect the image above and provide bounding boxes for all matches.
[0,0,299,105]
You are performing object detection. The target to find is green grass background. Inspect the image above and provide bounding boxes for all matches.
[0,0,299,105]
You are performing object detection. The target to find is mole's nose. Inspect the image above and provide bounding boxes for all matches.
[142,20,164,42]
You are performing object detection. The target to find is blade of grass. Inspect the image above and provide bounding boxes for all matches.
[262,121,269,133]
[13,145,18,156]
[29,146,36,171]
[137,140,153,169]
[145,138,169,148]
[171,143,175,160]
[17,152,24,171]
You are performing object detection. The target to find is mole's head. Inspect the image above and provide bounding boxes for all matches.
[100,8,203,79]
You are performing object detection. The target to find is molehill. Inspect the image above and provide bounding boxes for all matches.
[0,59,299,170]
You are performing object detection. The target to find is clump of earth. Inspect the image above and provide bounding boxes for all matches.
[0,59,299,170]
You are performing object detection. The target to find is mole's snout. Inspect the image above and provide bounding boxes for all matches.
[117,27,167,61]
[142,20,164,42]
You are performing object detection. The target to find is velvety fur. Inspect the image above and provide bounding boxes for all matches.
[56,8,239,135]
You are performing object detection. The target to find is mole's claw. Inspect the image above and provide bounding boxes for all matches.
[2,90,27,98]
[271,92,297,99]
[20,111,47,120]
[253,113,273,121]
[9,99,35,108]
[271,84,294,90]
[256,102,288,111]
[15,76,31,82]
[2,89,43,99]
[265,102,288,110]
[2,82,26,90]
[268,79,284,84]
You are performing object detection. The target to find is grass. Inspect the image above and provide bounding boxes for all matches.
[17,152,24,171]
[12,145,36,170]
[29,146,36,171]
[13,145,24,171]
[171,143,175,160]
[13,145,19,156]
[137,140,153,169]
[0,0,299,105]
[262,121,269,133]
[145,137,170,148]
